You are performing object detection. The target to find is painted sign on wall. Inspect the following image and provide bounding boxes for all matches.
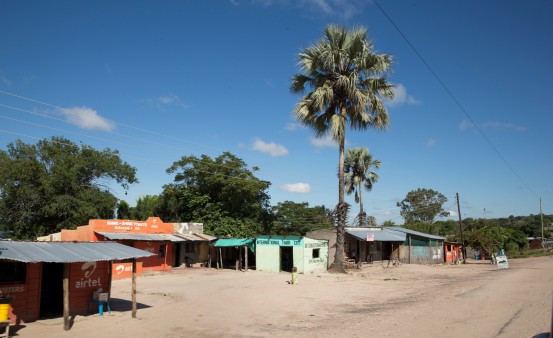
[256,238,303,246]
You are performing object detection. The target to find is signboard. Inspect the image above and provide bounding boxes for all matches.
[366,233,375,241]
[496,255,509,269]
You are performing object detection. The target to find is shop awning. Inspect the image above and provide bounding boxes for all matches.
[214,238,255,253]
[96,232,186,242]
[0,241,155,263]
[213,238,254,247]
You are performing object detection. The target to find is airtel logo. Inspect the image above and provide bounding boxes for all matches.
[81,261,97,278]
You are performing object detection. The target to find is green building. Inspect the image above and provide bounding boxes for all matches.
[255,235,328,273]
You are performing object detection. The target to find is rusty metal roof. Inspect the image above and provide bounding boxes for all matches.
[0,241,155,263]
[173,233,217,241]
[96,232,186,242]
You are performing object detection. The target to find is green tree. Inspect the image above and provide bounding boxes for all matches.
[465,225,528,258]
[117,200,131,219]
[271,201,333,235]
[291,25,394,271]
[0,137,137,239]
[131,195,160,220]
[382,220,396,227]
[158,152,271,237]
[397,188,449,224]
[344,147,380,226]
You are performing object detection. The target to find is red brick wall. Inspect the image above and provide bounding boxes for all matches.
[2,263,41,324]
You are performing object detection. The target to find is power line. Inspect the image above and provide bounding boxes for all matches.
[373,0,537,199]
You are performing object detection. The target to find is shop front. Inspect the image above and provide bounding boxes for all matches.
[255,236,328,274]
[0,241,153,328]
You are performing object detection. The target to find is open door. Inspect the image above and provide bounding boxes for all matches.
[280,246,293,272]
[40,263,64,318]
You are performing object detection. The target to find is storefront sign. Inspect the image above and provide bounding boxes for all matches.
[0,286,24,293]
[305,242,327,248]
[256,238,302,246]
[76,261,102,289]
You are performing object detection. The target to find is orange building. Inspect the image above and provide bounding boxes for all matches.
[61,217,185,279]
[0,241,153,327]
[444,241,462,264]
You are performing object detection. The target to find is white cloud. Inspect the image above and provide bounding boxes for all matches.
[387,84,419,107]
[447,210,457,217]
[230,0,239,6]
[250,0,364,20]
[58,106,115,132]
[285,122,299,131]
[458,119,526,132]
[310,134,337,148]
[299,0,363,19]
[281,182,311,193]
[425,138,436,147]
[251,138,288,156]
[143,94,188,111]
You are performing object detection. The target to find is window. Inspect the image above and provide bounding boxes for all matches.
[0,261,26,284]
[312,249,320,258]
[158,244,166,258]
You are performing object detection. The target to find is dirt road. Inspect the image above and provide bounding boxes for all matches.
[15,256,553,337]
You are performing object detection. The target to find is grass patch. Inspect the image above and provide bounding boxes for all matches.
[507,249,553,259]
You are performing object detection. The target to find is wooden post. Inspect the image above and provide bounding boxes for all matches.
[244,246,248,272]
[132,259,137,318]
[63,263,70,331]
[408,235,411,264]
[235,247,239,270]
[107,261,112,299]
[219,247,223,269]
[208,246,212,268]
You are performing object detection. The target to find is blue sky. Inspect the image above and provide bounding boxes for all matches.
[1,0,552,225]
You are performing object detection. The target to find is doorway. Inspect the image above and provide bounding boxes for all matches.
[40,263,64,318]
[280,246,293,272]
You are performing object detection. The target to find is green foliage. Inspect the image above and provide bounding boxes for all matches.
[382,220,396,227]
[403,220,459,240]
[117,200,131,219]
[131,195,160,220]
[397,188,449,224]
[0,137,138,239]
[157,152,271,237]
[270,201,333,236]
[344,147,380,219]
[464,225,528,257]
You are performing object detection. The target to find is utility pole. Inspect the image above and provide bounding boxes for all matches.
[456,193,467,263]
[540,197,545,250]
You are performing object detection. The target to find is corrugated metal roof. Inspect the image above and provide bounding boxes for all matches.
[346,229,406,242]
[0,241,155,263]
[386,227,445,240]
[96,232,186,242]
[174,233,217,241]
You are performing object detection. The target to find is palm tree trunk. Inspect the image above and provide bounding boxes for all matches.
[332,106,347,273]
[358,181,364,215]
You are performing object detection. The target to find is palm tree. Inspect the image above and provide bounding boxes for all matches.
[344,147,381,227]
[290,25,394,271]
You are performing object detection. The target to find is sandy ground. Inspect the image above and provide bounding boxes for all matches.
[11,256,553,338]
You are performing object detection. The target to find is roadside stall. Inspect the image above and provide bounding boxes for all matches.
[0,241,154,332]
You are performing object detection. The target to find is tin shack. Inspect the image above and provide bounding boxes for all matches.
[0,241,153,328]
